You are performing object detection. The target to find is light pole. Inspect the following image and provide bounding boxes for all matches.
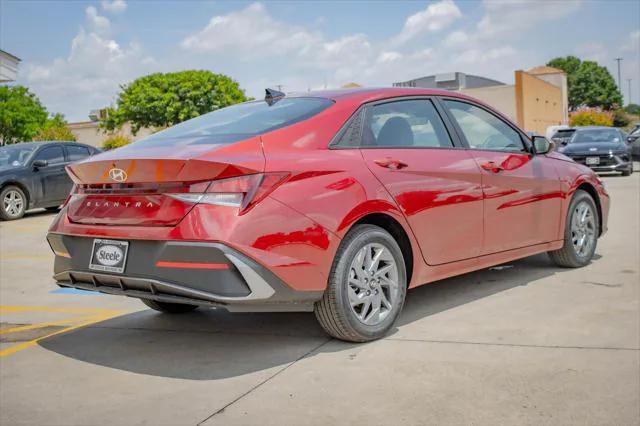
[614,57,623,91]
[627,79,632,106]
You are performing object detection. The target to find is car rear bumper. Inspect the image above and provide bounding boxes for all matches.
[47,233,323,312]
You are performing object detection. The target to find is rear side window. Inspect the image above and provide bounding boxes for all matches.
[66,145,91,161]
[129,98,333,148]
[362,100,453,148]
[552,129,576,139]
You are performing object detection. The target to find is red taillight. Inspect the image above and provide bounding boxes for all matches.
[167,173,289,214]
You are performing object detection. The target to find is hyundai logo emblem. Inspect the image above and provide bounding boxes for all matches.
[109,168,128,182]
[589,147,598,152]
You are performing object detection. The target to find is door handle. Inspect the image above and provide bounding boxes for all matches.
[374,158,408,170]
[480,161,503,173]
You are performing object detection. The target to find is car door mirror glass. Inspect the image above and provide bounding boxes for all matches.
[532,136,553,154]
[32,159,48,168]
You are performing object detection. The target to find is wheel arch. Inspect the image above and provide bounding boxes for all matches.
[0,180,31,208]
[350,212,414,286]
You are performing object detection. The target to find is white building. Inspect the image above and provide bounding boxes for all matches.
[0,50,21,83]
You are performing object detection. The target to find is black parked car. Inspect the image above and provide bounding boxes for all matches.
[0,141,100,220]
[627,124,640,161]
[556,127,633,176]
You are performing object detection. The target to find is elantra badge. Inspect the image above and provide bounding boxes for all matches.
[109,168,128,182]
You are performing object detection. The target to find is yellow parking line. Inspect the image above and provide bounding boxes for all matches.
[0,311,124,357]
[0,305,122,315]
[1,254,53,261]
[0,314,105,335]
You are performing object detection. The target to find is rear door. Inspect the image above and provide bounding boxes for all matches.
[358,98,484,265]
[441,99,562,255]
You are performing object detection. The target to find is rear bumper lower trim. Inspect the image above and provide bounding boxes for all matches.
[48,234,323,312]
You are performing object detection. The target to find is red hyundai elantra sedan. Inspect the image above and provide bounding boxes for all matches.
[47,88,609,342]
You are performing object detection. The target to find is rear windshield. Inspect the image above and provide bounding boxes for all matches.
[571,129,621,144]
[552,129,575,138]
[129,97,333,147]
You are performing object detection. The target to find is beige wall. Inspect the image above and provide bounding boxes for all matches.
[67,122,154,148]
[459,85,517,122]
[515,71,564,134]
[530,72,569,125]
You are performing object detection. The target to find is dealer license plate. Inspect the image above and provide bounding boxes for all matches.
[89,239,129,274]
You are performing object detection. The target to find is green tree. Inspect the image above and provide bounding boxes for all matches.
[33,113,77,141]
[547,56,623,110]
[102,70,249,134]
[624,103,640,115]
[0,85,49,145]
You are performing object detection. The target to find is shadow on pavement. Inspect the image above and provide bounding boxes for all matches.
[39,252,590,380]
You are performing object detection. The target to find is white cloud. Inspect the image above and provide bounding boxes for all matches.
[377,51,403,63]
[85,6,110,33]
[181,2,318,56]
[25,0,632,120]
[622,30,640,53]
[391,0,461,46]
[23,25,155,120]
[101,0,127,14]
[478,0,582,39]
[456,46,517,65]
[443,30,469,48]
[576,42,608,63]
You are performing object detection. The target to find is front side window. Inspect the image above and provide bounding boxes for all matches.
[363,100,453,148]
[444,100,525,152]
[34,146,65,164]
[124,97,334,148]
[0,144,37,170]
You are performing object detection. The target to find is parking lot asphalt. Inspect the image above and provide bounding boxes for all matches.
[1,172,639,426]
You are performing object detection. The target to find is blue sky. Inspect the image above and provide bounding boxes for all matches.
[2,0,639,121]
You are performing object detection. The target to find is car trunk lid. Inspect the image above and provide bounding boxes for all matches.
[65,137,265,226]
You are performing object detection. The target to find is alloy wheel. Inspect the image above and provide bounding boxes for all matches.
[3,190,24,218]
[347,243,399,326]
[571,200,596,258]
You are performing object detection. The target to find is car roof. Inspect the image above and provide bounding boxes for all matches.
[287,87,477,104]
[8,141,92,148]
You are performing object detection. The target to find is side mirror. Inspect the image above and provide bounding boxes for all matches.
[32,159,48,169]
[532,135,554,155]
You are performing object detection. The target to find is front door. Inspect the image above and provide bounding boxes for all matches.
[32,145,71,204]
[442,99,562,255]
[359,99,484,265]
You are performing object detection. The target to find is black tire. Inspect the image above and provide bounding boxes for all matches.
[45,206,61,212]
[0,185,27,221]
[141,298,198,314]
[621,164,632,176]
[314,224,407,342]
[548,189,599,268]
